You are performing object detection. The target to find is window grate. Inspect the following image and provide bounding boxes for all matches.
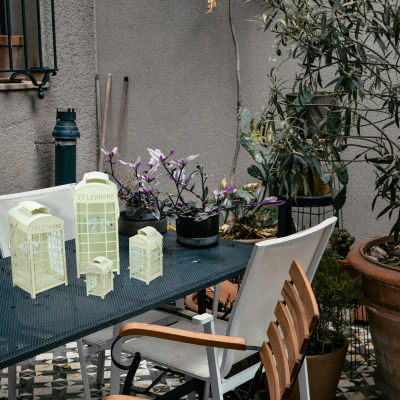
[0,0,57,98]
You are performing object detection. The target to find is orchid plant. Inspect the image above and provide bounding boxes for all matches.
[216,182,285,239]
[101,147,164,220]
[147,148,223,221]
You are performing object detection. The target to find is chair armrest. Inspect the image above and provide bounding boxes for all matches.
[191,312,214,326]
[119,322,247,351]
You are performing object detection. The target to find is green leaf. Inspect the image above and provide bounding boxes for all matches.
[356,115,361,135]
[335,164,349,185]
[241,134,255,158]
[203,186,208,200]
[344,108,351,136]
[247,165,265,182]
[357,42,367,62]
[321,11,327,35]
[236,189,255,202]
[241,109,251,133]
[333,186,347,212]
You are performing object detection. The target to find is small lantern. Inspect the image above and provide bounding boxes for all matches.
[8,201,67,299]
[86,256,114,299]
[74,171,120,277]
[129,226,163,285]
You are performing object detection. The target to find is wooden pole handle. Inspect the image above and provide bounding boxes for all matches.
[98,73,112,172]
[115,76,129,174]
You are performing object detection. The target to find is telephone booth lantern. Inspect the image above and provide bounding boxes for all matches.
[129,226,163,285]
[74,171,120,276]
[8,201,67,299]
[86,256,114,299]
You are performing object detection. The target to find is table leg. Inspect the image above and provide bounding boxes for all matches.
[8,364,16,400]
[198,289,207,314]
[110,323,123,395]
[77,338,91,400]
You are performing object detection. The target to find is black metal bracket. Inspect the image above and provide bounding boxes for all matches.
[10,70,55,99]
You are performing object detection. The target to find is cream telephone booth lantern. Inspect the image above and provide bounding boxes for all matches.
[86,256,114,299]
[74,171,120,276]
[8,201,67,299]
[129,226,163,285]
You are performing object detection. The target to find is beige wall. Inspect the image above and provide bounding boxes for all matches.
[0,0,98,194]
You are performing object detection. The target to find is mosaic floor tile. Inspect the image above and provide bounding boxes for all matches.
[0,323,384,399]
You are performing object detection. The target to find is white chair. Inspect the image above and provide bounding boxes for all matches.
[105,259,321,400]
[107,217,336,399]
[0,184,76,399]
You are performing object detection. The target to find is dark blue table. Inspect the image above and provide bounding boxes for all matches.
[0,232,253,369]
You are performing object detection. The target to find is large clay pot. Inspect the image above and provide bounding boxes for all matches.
[348,237,400,399]
[289,341,347,400]
[0,35,24,81]
[185,280,238,320]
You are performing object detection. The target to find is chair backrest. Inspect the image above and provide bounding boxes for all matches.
[260,260,319,400]
[220,217,335,377]
[0,184,75,257]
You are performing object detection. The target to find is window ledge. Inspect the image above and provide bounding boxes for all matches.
[0,80,49,91]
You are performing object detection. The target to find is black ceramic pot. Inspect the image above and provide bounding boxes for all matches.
[119,210,167,236]
[176,213,219,248]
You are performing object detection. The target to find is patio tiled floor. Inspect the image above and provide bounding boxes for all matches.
[0,324,382,399]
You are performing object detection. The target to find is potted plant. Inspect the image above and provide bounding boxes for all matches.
[217,182,284,242]
[149,148,223,248]
[290,248,360,400]
[240,108,348,217]
[101,147,167,236]
[260,0,400,397]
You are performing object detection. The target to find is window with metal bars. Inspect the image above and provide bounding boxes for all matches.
[0,0,57,98]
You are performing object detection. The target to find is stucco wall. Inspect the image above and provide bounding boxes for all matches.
[95,0,391,241]
[0,0,98,194]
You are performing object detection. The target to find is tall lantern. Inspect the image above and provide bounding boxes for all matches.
[129,226,163,285]
[74,171,120,276]
[8,201,67,299]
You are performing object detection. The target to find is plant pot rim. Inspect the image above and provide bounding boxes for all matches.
[0,35,24,46]
[348,236,400,286]
[307,341,348,359]
[177,213,219,220]
[120,210,166,222]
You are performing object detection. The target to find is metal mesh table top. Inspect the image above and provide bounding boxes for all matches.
[0,232,253,368]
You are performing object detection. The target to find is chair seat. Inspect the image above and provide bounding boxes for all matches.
[105,395,144,399]
[120,311,256,379]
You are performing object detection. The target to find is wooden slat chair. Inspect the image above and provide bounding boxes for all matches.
[106,217,335,400]
[104,260,319,400]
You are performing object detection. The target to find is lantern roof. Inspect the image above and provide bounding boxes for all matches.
[75,171,117,191]
[87,256,113,275]
[8,201,53,225]
[137,226,162,241]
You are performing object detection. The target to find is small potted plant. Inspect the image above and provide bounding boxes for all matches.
[101,147,167,236]
[148,148,223,248]
[217,182,284,242]
[293,248,360,400]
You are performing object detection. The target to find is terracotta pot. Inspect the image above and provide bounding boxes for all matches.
[348,237,400,399]
[290,342,347,400]
[119,211,167,236]
[184,280,238,320]
[0,35,24,80]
